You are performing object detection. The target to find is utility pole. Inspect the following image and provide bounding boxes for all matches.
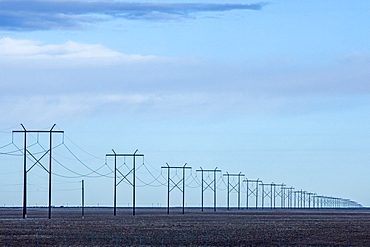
[196,167,221,212]
[106,149,144,216]
[260,182,273,209]
[271,183,284,208]
[13,124,64,219]
[161,163,191,214]
[223,172,244,210]
[307,192,314,208]
[244,178,260,209]
[294,190,299,208]
[81,180,85,219]
[286,187,294,209]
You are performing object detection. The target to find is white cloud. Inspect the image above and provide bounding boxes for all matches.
[0,38,369,127]
[0,37,161,61]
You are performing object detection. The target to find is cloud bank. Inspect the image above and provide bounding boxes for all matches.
[0,0,267,30]
[1,38,369,125]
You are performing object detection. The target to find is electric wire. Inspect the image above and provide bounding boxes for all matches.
[1,127,362,208]
[62,133,105,161]
[62,143,113,178]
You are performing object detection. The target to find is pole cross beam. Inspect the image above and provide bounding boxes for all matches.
[13,124,64,219]
[116,168,134,187]
[169,177,184,193]
[106,149,144,216]
[161,163,191,214]
[203,180,214,192]
[196,167,221,212]
[223,172,244,210]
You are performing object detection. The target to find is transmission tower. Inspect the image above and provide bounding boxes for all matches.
[196,167,221,212]
[161,163,191,214]
[81,180,85,219]
[283,186,294,208]
[106,149,144,216]
[244,178,260,209]
[223,172,244,210]
[272,183,284,208]
[307,192,315,208]
[13,124,64,219]
[260,182,273,209]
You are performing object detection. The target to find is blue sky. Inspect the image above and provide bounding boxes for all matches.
[0,0,369,208]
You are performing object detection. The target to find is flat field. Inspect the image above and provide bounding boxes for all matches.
[0,207,369,246]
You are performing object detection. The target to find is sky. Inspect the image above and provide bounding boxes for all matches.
[0,0,369,209]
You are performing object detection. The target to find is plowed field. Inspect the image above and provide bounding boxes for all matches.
[0,207,369,246]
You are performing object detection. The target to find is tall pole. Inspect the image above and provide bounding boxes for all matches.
[270,183,273,209]
[22,124,27,219]
[272,183,275,208]
[213,168,217,212]
[227,173,230,210]
[48,124,55,219]
[261,183,264,209]
[256,179,259,209]
[82,180,85,219]
[167,164,170,215]
[300,190,303,208]
[201,168,204,212]
[246,180,249,209]
[182,163,187,214]
[238,173,241,210]
[133,149,137,216]
[113,149,117,216]
[281,184,285,208]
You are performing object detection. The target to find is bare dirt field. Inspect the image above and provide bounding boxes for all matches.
[0,207,369,246]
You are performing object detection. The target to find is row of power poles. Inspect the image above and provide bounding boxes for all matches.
[12,124,361,219]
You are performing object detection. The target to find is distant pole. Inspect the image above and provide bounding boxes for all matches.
[272,183,275,208]
[214,168,218,212]
[300,190,303,208]
[201,168,204,211]
[113,149,117,216]
[167,164,170,214]
[256,179,259,209]
[246,179,249,209]
[183,163,189,214]
[227,173,230,210]
[261,182,265,209]
[270,183,273,209]
[82,180,85,219]
[238,173,241,210]
[22,124,27,219]
[48,124,55,219]
[291,187,294,208]
[133,149,137,216]
[281,184,285,208]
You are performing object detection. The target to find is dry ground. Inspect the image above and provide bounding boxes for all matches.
[0,207,369,246]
